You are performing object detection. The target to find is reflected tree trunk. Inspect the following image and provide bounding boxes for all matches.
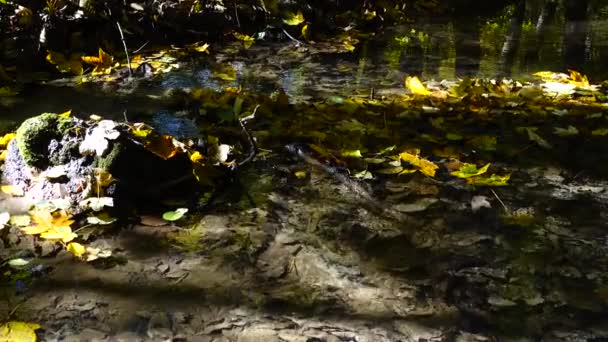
[497,0,526,77]
[563,0,590,69]
[524,0,557,70]
[453,21,482,77]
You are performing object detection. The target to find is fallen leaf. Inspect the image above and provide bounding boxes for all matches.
[81,48,116,74]
[283,11,305,26]
[0,321,40,342]
[451,163,490,178]
[405,76,432,96]
[399,151,438,177]
[67,242,86,257]
[1,185,24,196]
[162,208,188,221]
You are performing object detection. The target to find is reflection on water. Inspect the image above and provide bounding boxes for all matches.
[3,2,608,116]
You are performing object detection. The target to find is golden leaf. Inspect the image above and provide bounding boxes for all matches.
[0,132,16,148]
[46,51,83,75]
[0,321,40,342]
[283,11,305,26]
[67,242,86,257]
[1,185,24,196]
[405,76,432,96]
[233,32,255,48]
[399,151,438,177]
[81,48,115,74]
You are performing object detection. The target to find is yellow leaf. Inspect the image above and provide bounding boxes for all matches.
[190,151,205,164]
[233,32,255,48]
[405,76,432,96]
[341,150,362,158]
[283,10,305,26]
[451,163,490,178]
[568,69,589,87]
[343,40,356,52]
[67,242,86,257]
[301,24,310,40]
[294,170,307,179]
[467,174,511,186]
[1,185,24,196]
[144,135,180,159]
[0,150,7,161]
[592,128,608,136]
[399,152,438,177]
[46,51,83,75]
[81,48,115,74]
[0,321,40,342]
[191,42,210,54]
[22,210,74,236]
[40,226,77,242]
[58,109,71,118]
[0,132,16,148]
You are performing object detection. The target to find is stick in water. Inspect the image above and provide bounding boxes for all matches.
[116,22,132,77]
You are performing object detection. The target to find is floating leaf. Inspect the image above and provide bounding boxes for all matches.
[283,11,305,25]
[405,76,432,96]
[85,246,112,262]
[341,150,362,158]
[592,128,608,136]
[40,225,77,242]
[467,174,511,186]
[86,214,116,225]
[353,170,373,179]
[553,126,579,136]
[376,166,404,174]
[233,32,255,48]
[7,258,30,267]
[162,208,188,221]
[80,197,114,211]
[1,185,24,196]
[451,163,490,179]
[518,127,552,149]
[67,242,86,257]
[0,321,40,342]
[301,24,310,40]
[46,51,83,75]
[399,151,438,177]
[81,48,116,74]
[10,215,30,227]
[568,69,590,87]
[294,171,307,179]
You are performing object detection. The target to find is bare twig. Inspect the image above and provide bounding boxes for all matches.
[490,188,509,213]
[132,41,149,54]
[282,28,302,45]
[116,22,132,77]
[234,0,241,28]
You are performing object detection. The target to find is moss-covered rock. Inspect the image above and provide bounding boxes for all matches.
[15,113,73,169]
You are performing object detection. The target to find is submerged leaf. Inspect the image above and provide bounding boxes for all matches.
[451,163,490,179]
[467,174,511,186]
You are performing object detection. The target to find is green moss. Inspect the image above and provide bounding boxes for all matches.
[15,113,75,168]
[94,141,125,171]
[16,113,60,168]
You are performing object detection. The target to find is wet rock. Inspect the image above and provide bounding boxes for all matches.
[2,113,198,213]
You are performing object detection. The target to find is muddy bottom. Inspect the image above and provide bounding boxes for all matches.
[2,151,608,341]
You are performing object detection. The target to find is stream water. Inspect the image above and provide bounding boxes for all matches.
[2,14,608,341]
